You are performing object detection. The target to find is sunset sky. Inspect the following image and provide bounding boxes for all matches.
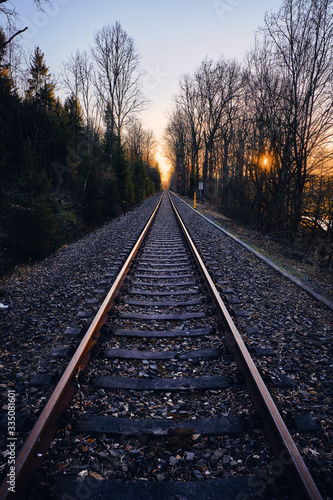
[11,0,283,178]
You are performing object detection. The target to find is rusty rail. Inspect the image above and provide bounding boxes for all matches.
[168,191,322,500]
[0,192,164,500]
[0,190,322,499]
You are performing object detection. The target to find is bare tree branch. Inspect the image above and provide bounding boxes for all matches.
[0,1,50,33]
[2,26,27,47]
[92,22,149,144]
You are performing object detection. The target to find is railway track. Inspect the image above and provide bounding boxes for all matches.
[0,192,322,499]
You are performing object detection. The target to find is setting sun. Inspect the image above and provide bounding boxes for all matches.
[156,148,172,188]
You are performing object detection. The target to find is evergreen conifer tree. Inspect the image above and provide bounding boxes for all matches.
[26,46,55,111]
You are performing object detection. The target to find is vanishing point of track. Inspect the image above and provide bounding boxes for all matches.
[0,191,322,499]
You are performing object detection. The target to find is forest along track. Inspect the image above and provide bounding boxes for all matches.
[1,192,322,500]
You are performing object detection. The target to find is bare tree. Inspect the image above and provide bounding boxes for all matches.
[194,57,242,200]
[175,73,204,193]
[125,118,156,166]
[166,56,243,199]
[92,21,149,152]
[164,108,190,195]
[217,64,243,206]
[63,50,99,129]
[0,0,19,25]
[0,1,50,46]
[0,0,48,17]
[163,0,333,255]
[245,43,295,233]
[261,0,333,239]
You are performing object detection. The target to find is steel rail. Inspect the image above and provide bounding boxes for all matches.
[168,191,322,500]
[0,192,164,500]
[175,194,333,311]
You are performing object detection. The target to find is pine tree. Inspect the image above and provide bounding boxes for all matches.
[26,46,55,111]
[63,94,83,150]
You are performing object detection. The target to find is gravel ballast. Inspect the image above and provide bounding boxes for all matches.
[0,191,332,499]
[172,193,333,499]
[0,195,161,482]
